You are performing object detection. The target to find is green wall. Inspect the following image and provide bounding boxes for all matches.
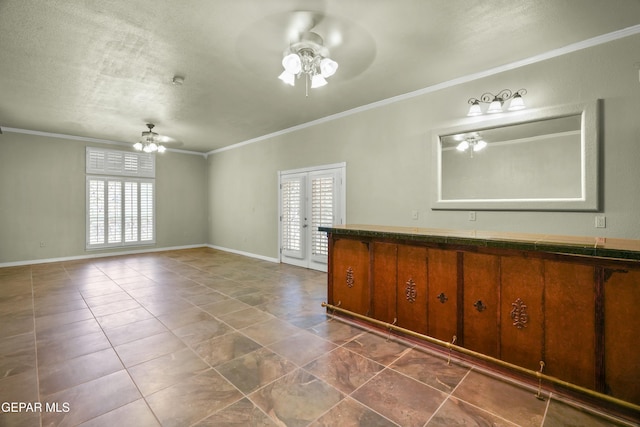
[0,133,208,264]
[207,34,640,260]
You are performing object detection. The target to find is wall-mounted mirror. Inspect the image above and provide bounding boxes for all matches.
[432,101,600,211]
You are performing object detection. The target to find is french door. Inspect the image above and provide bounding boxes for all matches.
[279,163,345,272]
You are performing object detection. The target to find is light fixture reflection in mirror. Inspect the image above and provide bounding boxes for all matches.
[432,101,600,211]
[454,133,487,157]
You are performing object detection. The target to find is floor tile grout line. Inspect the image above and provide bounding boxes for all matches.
[65,263,165,427]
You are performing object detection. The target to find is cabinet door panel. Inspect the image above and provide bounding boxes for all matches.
[544,261,595,389]
[463,253,500,357]
[500,256,544,370]
[397,245,428,334]
[330,238,371,316]
[604,268,640,404]
[427,249,458,342]
[372,242,397,323]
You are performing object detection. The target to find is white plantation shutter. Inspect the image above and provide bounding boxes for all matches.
[86,147,155,177]
[140,182,154,242]
[124,182,138,242]
[107,181,122,243]
[281,175,305,259]
[88,180,105,245]
[86,147,155,249]
[311,174,334,258]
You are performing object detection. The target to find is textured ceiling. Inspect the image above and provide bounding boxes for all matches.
[1,0,640,154]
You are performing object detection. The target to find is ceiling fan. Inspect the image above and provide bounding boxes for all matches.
[133,123,179,153]
[235,9,376,88]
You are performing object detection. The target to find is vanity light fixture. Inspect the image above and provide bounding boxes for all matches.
[467,89,527,116]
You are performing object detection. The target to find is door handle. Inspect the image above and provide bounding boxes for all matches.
[436,292,448,303]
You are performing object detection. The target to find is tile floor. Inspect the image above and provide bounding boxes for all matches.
[0,247,637,426]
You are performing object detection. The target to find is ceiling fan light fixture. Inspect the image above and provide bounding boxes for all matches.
[278,30,337,95]
[134,123,170,153]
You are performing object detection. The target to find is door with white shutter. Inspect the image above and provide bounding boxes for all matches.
[279,164,345,272]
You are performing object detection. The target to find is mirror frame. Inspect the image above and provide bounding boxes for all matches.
[431,100,600,211]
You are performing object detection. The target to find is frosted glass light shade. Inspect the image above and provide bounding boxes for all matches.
[487,99,503,113]
[456,140,469,151]
[282,53,302,74]
[467,101,482,116]
[473,140,487,151]
[508,94,526,111]
[320,58,338,77]
[311,74,327,88]
[278,71,295,86]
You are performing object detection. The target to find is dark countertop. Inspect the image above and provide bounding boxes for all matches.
[319,224,640,262]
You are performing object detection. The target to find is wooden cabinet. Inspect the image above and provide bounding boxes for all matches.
[371,242,397,323]
[323,227,640,408]
[396,245,428,333]
[329,238,370,316]
[544,260,596,390]
[371,243,429,333]
[603,267,640,404]
[500,256,544,371]
[426,249,458,342]
[462,252,500,357]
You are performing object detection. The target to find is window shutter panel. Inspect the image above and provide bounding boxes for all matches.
[86,147,155,177]
[281,176,305,259]
[311,174,334,257]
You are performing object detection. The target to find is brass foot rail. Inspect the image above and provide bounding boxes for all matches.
[321,302,640,414]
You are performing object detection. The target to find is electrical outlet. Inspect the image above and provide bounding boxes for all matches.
[411,210,419,220]
[468,211,476,221]
[39,241,46,247]
[595,215,606,228]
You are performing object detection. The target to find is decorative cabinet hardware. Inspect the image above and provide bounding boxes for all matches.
[346,267,354,288]
[510,298,528,329]
[474,300,487,312]
[405,278,417,303]
[437,292,448,303]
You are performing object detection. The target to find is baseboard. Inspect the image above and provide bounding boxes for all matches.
[206,244,279,264]
[0,244,209,268]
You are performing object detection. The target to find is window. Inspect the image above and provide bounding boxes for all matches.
[86,147,155,249]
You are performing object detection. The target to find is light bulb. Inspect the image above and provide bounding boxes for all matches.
[157,145,166,153]
[467,101,482,116]
[133,142,143,151]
